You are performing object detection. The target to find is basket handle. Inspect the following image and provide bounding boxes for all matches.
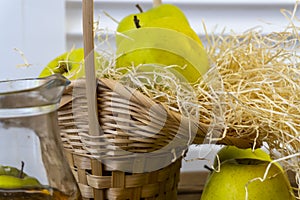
[82,0,99,136]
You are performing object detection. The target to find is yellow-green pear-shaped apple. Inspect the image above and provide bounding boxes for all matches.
[117,4,202,46]
[39,48,84,80]
[116,4,209,84]
[201,159,295,200]
[0,164,42,189]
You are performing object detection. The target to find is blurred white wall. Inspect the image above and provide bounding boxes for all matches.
[0,0,65,81]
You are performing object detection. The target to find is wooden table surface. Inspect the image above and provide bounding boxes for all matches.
[177,171,208,200]
[178,193,202,200]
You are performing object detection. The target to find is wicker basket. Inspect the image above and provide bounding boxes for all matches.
[58,78,205,199]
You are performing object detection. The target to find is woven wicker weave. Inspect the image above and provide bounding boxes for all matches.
[58,78,205,199]
[64,149,182,200]
[59,78,207,154]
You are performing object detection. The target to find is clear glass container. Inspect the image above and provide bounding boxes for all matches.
[0,74,81,200]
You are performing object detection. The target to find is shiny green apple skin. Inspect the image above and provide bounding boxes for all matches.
[0,175,41,189]
[116,27,209,83]
[116,4,209,84]
[147,16,204,47]
[201,160,295,200]
[39,48,84,80]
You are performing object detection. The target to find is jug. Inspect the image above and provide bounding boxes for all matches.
[0,74,81,199]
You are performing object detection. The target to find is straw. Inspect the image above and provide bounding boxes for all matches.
[82,0,99,137]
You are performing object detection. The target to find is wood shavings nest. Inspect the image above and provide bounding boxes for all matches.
[205,29,300,149]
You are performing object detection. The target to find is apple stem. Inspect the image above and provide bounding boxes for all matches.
[135,4,143,13]
[133,16,141,29]
[58,63,69,74]
[204,164,213,172]
[19,161,25,179]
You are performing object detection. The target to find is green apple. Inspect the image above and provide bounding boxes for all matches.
[39,48,84,80]
[0,164,42,189]
[116,4,209,84]
[117,4,202,46]
[201,159,296,200]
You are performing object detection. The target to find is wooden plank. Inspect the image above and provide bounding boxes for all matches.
[178,171,209,193]
[178,193,202,200]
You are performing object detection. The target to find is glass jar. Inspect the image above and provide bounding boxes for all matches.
[0,74,81,200]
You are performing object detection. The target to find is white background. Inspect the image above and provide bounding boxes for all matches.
[0,0,65,81]
[0,0,298,172]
